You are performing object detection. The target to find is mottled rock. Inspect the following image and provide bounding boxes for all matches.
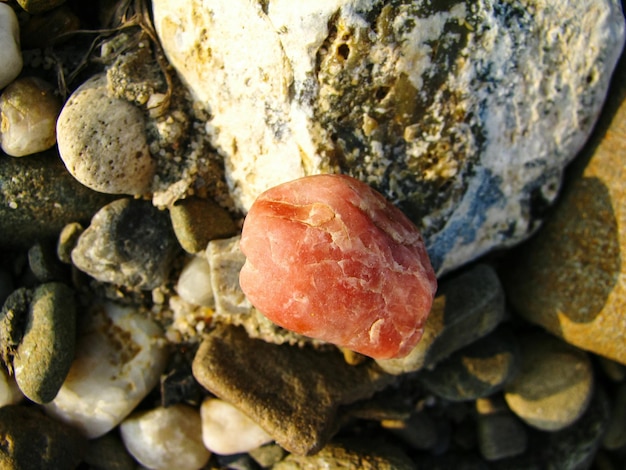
[12,282,76,404]
[153,0,625,275]
[377,263,505,374]
[418,329,519,401]
[240,174,437,359]
[603,383,626,451]
[71,198,179,290]
[176,255,214,307]
[169,196,237,253]
[200,397,273,455]
[0,151,116,248]
[85,433,136,470]
[120,404,211,470]
[45,302,169,438]
[0,77,61,157]
[504,332,594,431]
[502,55,626,366]
[0,405,85,469]
[273,439,415,470]
[475,397,527,461]
[192,324,395,455]
[0,4,22,90]
[16,0,67,14]
[56,74,156,195]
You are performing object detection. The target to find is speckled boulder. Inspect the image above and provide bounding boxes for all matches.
[153,0,625,274]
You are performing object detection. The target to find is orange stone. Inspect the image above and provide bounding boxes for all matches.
[239,174,437,359]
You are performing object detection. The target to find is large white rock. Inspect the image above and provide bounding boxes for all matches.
[44,302,169,438]
[153,0,625,274]
[0,4,22,90]
[120,404,211,470]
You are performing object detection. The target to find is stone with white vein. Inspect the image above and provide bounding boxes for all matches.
[153,0,625,275]
[200,397,273,455]
[44,302,169,438]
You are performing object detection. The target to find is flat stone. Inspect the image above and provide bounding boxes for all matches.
[475,397,527,461]
[0,77,61,157]
[240,174,437,359]
[376,263,505,374]
[13,282,76,404]
[504,332,594,431]
[502,54,626,366]
[273,439,415,470]
[0,4,22,89]
[71,198,179,290]
[120,404,211,470]
[0,151,116,248]
[153,0,625,275]
[192,324,395,455]
[44,302,169,438]
[418,328,519,401]
[0,405,85,469]
[169,196,237,254]
[56,74,156,195]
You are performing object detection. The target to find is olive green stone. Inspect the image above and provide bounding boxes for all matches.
[13,282,76,404]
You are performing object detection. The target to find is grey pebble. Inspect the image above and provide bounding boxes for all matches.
[418,328,519,401]
[71,198,179,290]
[377,263,506,375]
[192,324,395,455]
[475,397,527,461]
[0,404,85,469]
[169,196,237,254]
[13,282,76,404]
[27,240,69,283]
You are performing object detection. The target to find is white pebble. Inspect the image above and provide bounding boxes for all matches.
[0,77,61,156]
[0,367,23,406]
[0,4,22,89]
[176,255,215,307]
[56,74,155,195]
[44,302,169,438]
[201,398,273,455]
[120,404,211,470]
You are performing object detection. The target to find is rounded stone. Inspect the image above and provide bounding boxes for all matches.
[57,74,155,195]
[169,196,237,254]
[0,77,61,157]
[0,405,85,469]
[120,404,211,470]
[0,4,22,90]
[504,332,594,431]
[13,282,76,404]
[176,255,214,307]
[475,397,527,461]
[239,174,437,359]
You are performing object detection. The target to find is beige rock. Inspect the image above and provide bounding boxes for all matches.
[0,4,22,90]
[56,74,155,195]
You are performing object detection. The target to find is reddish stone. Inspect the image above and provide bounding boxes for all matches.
[239,174,437,359]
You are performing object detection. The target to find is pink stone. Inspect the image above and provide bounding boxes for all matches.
[239,174,437,359]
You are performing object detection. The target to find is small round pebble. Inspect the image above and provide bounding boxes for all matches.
[120,404,211,470]
[200,397,273,455]
[0,4,22,90]
[240,174,437,359]
[56,74,155,195]
[176,255,215,307]
[504,332,594,431]
[0,77,61,157]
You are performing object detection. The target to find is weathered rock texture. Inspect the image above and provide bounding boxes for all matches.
[153,0,625,274]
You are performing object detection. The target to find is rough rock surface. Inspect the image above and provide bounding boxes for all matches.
[502,55,626,365]
[192,324,395,455]
[153,0,626,274]
[239,174,437,359]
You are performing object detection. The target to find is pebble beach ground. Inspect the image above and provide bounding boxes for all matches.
[1,1,626,469]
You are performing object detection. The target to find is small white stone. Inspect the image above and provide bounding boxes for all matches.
[56,74,156,195]
[0,367,23,406]
[0,4,22,90]
[44,302,169,438]
[201,397,273,455]
[120,404,211,470]
[176,255,215,307]
[0,77,61,156]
